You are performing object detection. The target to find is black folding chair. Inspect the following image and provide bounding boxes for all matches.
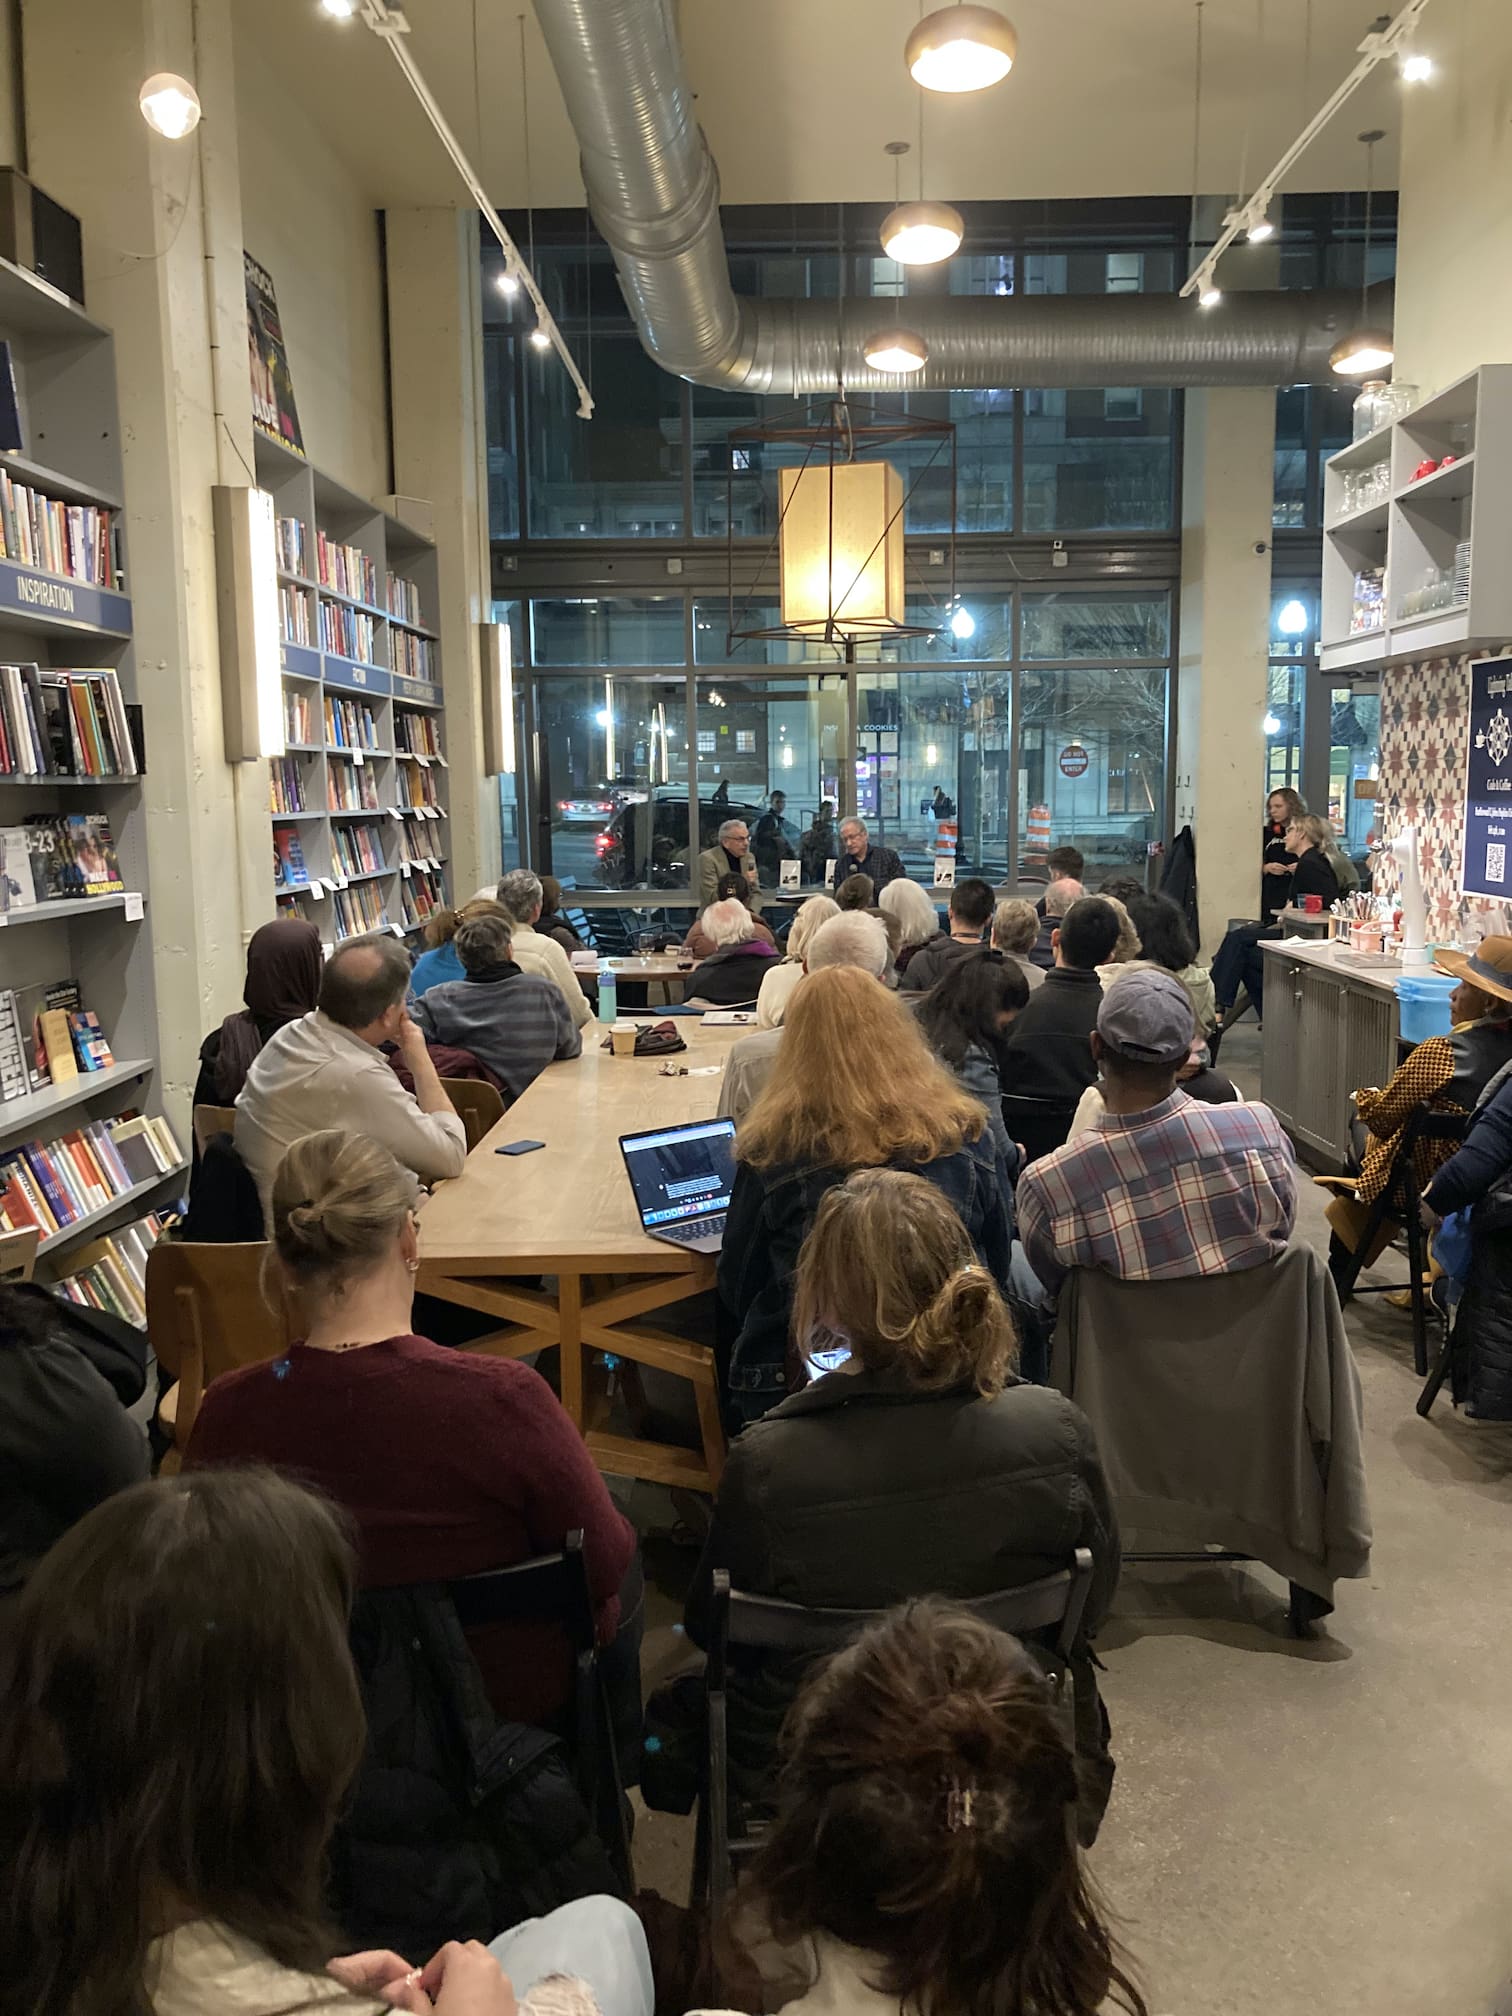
[446,1530,634,1892]
[700,1551,1094,1914]
[1329,1103,1466,1378]
[1001,1093,1080,1164]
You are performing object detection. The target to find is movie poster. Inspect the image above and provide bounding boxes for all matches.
[245,251,304,457]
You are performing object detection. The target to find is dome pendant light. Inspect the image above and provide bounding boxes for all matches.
[139,71,201,138]
[905,5,1017,93]
[878,140,962,266]
[864,328,929,373]
[1332,129,1395,378]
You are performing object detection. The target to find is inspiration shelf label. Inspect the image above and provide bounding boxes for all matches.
[0,560,131,636]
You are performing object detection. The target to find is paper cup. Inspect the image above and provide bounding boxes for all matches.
[610,1021,637,1057]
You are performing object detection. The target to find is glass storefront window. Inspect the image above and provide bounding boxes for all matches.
[525,332,684,538]
[1267,588,1314,801]
[1021,593,1170,661]
[692,676,847,891]
[1022,387,1175,532]
[531,597,685,667]
[1330,686,1380,861]
[854,668,1014,883]
[535,672,692,893]
[1016,667,1167,890]
[489,599,527,869]
[484,330,520,541]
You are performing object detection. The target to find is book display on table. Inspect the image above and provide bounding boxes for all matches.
[0,256,184,1276]
[253,429,450,951]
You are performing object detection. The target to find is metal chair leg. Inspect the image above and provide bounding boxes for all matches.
[1417,1309,1455,1418]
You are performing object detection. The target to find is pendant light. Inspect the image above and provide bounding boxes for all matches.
[879,139,963,267]
[863,329,929,373]
[905,4,1016,93]
[139,71,201,138]
[1331,129,1395,378]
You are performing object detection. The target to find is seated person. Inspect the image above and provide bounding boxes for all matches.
[718,965,1013,1428]
[1322,936,1512,1259]
[834,870,874,911]
[1029,874,1085,969]
[1017,969,1296,1299]
[719,911,890,1128]
[837,814,904,894]
[236,935,467,1219]
[878,874,941,976]
[697,816,763,912]
[682,872,779,962]
[899,877,995,992]
[1034,842,1085,917]
[0,1282,148,1594]
[687,1170,1119,1843]
[493,870,594,1029]
[187,1129,640,1743]
[413,911,582,1104]
[537,873,584,952]
[193,915,323,1106]
[0,1467,653,2016]
[684,896,782,1007]
[1092,893,1142,976]
[1422,1064,1512,1418]
[990,896,1045,992]
[1124,890,1217,1036]
[755,893,838,1028]
[999,895,1121,1108]
[914,951,1030,1168]
[408,901,470,997]
[718,1605,1143,2008]
[1212,813,1342,1024]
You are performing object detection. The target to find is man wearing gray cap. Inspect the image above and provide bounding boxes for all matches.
[1016,968,1296,1299]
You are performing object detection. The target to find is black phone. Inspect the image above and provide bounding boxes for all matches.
[495,1139,546,1156]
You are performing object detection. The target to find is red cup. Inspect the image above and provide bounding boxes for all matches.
[1302,893,1323,914]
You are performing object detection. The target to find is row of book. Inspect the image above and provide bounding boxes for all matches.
[396,821,445,868]
[331,822,388,878]
[0,474,120,588]
[324,694,381,750]
[0,664,137,778]
[0,814,124,908]
[398,864,446,933]
[0,982,113,1105]
[394,709,442,757]
[270,755,309,814]
[0,1111,186,1245]
[279,584,312,646]
[52,1209,172,1329]
[317,531,377,607]
[275,890,310,923]
[273,826,308,890]
[386,572,424,627]
[284,690,315,745]
[332,880,390,940]
[329,762,379,813]
[276,514,307,578]
[391,631,434,682]
[320,601,377,664]
[397,765,443,811]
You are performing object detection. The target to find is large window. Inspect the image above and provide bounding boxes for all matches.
[1017,666,1167,887]
[537,672,691,892]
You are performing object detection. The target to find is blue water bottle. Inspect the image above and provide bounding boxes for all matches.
[598,959,618,1024]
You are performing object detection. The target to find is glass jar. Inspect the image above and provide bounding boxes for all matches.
[1352,381,1391,441]
[1384,382,1419,425]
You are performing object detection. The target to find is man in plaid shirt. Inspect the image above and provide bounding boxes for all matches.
[1017,969,1296,1298]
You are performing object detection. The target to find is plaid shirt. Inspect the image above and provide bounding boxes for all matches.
[1017,1089,1296,1296]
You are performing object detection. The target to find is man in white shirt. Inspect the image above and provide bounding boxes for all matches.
[717,911,890,1128]
[236,934,467,1222]
[492,870,594,1030]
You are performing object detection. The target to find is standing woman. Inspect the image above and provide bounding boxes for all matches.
[1261,788,1307,923]
[1214,812,1340,1028]
[194,916,323,1106]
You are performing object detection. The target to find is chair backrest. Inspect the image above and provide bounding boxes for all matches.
[445,1529,595,1647]
[0,1226,39,1283]
[192,1103,238,1157]
[145,1240,294,1451]
[439,1076,507,1152]
[1001,1093,1079,1163]
[1383,1102,1467,1205]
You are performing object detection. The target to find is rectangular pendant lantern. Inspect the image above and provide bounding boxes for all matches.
[778,460,906,634]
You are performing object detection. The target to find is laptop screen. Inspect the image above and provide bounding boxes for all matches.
[621,1119,737,1227]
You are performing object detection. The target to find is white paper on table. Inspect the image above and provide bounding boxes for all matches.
[823,859,836,887]
[779,858,800,890]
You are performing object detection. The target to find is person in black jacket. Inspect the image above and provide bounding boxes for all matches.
[1212,811,1341,1026]
[999,896,1121,1108]
[691,1168,1119,1845]
[898,877,995,992]
[1423,1062,1512,1419]
[1260,789,1307,922]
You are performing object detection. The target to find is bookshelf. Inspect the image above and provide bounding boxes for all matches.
[0,255,187,1275]
[255,432,450,948]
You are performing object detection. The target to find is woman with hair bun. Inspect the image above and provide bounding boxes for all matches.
[186,1129,640,1753]
[728,1600,1148,2016]
[686,1168,1119,1845]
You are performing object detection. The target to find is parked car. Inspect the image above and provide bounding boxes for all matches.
[594,792,765,888]
[554,794,615,829]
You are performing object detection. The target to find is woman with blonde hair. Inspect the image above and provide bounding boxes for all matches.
[716,965,1013,1429]
[755,893,839,1028]
[878,875,941,976]
[407,896,511,999]
[691,1168,1118,1844]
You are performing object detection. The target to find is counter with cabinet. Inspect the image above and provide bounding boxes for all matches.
[1259,939,1405,1167]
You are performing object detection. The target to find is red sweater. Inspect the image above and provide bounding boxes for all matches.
[185,1334,636,1725]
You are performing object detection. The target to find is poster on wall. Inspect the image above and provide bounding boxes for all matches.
[245,252,304,458]
[1461,655,1512,898]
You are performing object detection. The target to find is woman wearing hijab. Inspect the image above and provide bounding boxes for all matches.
[193,917,324,1107]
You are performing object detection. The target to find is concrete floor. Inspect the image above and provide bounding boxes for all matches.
[622,1024,1512,2016]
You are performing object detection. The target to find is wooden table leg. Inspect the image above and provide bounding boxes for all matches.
[559,1271,584,1433]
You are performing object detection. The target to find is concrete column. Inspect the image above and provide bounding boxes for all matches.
[1175,388,1274,957]
[384,208,498,903]
[22,0,270,1120]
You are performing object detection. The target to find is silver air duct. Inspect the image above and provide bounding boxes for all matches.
[530,0,1383,392]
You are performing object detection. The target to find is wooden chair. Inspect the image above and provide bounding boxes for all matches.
[147,1240,294,1466]
[192,1103,238,1157]
[440,1077,507,1153]
[0,1226,39,1283]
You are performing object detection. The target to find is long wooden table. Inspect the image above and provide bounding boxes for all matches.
[417,1019,741,1493]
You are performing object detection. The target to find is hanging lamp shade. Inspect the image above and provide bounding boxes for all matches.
[1330,327,1396,377]
[905,5,1017,92]
[779,462,906,636]
[862,327,929,373]
[880,200,964,264]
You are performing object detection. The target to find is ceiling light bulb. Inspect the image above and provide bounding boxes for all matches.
[1330,327,1395,377]
[905,4,1017,92]
[1247,213,1275,243]
[1400,52,1433,82]
[529,325,552,350]
[880,201,964,265]
[1198,285,1222,309]
[950,606,976,640]
[138,72,202,139]
[320,0,358,16]
[863,327,929,373]
[496,269,520,297]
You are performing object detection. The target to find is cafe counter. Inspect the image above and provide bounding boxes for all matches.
[1259,938,1404,1168]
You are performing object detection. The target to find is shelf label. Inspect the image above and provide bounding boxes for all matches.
[416,754,431,767]
[399,861,411,877]
[124,892,144,921]
[352,748,364,766]
[387,922,406,938]
[0,559,132,636]
[307,878,326,896]
[331,872,349,889]
[321,940,334,958]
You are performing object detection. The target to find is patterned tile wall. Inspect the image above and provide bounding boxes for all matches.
[1374,643,1512,935]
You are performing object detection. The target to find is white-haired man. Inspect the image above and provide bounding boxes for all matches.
[837,816,904,895]
[697,817,763,913]
[717,910,889,1127]
[493,869,593,1029]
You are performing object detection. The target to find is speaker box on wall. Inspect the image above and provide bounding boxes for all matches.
[0,171,84,307]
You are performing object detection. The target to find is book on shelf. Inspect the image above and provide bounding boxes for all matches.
[37,1007,78,1087]
[283,689,314,744]
[329,760,379,813]
[52,1209,172,1328]
[279,583,312,646]
[269,754,308,814]
[0,471,120,588]
[318,600,377,664]
[275,513,307,578]
[395,710,441,757]
[1,813,125,902]
[390,630,433,681]
[275,890,312,922]
[385,572,423,627]
[331,821,387,878]
[332,879,389,940]
[316,530,377,605]
[273,824,308,889]
[324,693,379,750]
[399,864,445,932]
[397,765,442,811]
[0,825,31,913]
[0,664,137,778]
[68,1007,114,1072]
[0,987,27,1102]
[0,1109,185,1240]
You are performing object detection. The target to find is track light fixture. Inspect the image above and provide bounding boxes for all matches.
[1198,284,1222,309]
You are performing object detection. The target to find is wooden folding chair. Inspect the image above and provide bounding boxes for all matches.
[146,1240,295,1467]
[192,1104,238,1157]
[0,1225,40,1283]
[440,1077,507,1153]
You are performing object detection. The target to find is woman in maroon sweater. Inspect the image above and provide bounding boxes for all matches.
[186,1127,640,1753]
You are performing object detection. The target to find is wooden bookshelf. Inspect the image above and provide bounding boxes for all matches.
[256,432,450,949]
[0,261,188,1276]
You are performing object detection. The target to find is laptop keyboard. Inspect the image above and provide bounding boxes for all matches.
[659,1214,726,1243]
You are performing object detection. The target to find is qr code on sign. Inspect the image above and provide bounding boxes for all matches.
[1487,843,1506,885]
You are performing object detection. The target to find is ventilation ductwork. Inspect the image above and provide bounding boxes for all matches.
[530,0,1386,392]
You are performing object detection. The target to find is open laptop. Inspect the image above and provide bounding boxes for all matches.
[620,1117,737,1254]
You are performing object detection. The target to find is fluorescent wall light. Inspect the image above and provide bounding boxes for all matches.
[213,486,284,762]
[481,620,515,776]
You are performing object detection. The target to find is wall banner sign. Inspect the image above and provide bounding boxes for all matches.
[1462,655,1512,899]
